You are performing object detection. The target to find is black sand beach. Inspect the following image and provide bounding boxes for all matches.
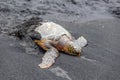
[0,0,120,80]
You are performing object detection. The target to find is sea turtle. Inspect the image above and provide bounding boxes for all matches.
[9,17,87,69]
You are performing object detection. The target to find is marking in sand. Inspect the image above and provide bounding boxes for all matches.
[81,56,96,62]
[49,66,72,80]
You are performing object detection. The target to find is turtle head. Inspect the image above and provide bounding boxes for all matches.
[66,45,82,56]
[66,36,87,56]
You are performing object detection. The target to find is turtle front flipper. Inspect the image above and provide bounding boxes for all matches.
[39,48,59,69]
[34,39,59,69]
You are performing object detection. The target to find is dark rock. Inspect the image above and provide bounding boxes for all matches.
[109,7,120,18]
[0,27,1,34]
[25,0,31,2]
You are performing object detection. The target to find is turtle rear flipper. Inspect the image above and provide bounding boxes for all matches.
[28,31,41,40]
[22,35,40,55]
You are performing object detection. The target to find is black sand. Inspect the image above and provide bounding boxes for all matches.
[0,0,120,80]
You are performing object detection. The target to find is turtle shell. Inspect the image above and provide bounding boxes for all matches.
[34,22,72,39]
